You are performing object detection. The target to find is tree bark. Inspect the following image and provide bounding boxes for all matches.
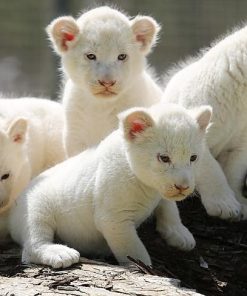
[0,245,203,296]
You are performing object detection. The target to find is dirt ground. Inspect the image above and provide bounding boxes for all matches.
[1,196,247,296]
[141,197,247,296]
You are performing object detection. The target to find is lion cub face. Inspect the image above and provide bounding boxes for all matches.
[120,104,212,201]
[0,118,28,211]
[47,6,160,99]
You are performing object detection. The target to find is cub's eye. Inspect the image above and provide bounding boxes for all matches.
[1,173,10,181]
[190,155,198,162]
[118,54,127,61]
[86,54,96,60]
[157,154,171,164]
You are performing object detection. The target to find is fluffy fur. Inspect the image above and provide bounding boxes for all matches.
[0,97,66,241]
[46,6,162,157]
[161,25,247,219]
[9,102,211,268]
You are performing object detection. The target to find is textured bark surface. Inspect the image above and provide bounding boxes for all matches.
[0,245,202,296]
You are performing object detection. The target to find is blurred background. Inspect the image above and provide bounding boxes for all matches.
[0,0,247,100]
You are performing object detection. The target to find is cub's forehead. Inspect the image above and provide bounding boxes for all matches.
[82,22,131,45]
[77,7,131,35]
[150,105,201,148]
[77,8,132,49]
[154,121,201,158]
[150,104,196,127]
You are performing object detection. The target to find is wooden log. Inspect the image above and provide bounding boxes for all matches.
[0,245,203,296]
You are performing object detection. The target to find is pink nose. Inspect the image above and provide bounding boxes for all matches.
[174,184,189,191]
[98,80,116,87]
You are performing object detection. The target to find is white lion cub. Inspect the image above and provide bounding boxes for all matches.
[46,6,162,157]
[162,25,247,219]
[10,103,211,268]
[0,98,66,241]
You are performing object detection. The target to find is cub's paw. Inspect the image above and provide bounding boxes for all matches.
[40,244,80,268]
[202,193,241,220]
[158,224,196,251]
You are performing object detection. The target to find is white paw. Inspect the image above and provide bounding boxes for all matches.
[202,193,241,220]
[159,224,196,251]
[33,244,80,268]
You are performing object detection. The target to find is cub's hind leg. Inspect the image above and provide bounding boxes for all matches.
[22,216,80,268]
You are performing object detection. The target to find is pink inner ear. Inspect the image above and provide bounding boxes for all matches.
[64,32,75,41]
[136,34,146,46]
[129,120,146,139]
[13,134,22,143]
[62,32,75,50]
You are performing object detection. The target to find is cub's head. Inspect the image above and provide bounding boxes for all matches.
[119,103,212,201]
[46,6,160,99]
[0,118,29,212]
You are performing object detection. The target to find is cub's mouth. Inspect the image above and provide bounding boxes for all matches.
[163,188,194,202]
[91,82,119,98]
[0,197,10,214]
[95,90,117,97]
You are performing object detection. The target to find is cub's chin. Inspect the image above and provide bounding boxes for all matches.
[163,191,193,202]
[94,91,118,98]
[92,91,121,103]
[164,195,187,202]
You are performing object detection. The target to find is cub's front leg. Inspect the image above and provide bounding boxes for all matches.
[217,146,247,219]
[155,199,195,251]
[98,218,151,266]
[196,146,241,219]
[63,99,87,157]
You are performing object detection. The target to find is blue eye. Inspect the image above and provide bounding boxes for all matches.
[86,54,96,60]
[157,154,171,163]
[118,54,127,61]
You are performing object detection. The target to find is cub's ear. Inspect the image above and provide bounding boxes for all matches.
[46,16,80,54]
[131,16,161,55]
[118,108,155,141]
[191,105,212,132]
[7,118,28,144]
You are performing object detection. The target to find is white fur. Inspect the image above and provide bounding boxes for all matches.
[46,6,162,157]
[161,25,247,219]
[9,103,211,268]
[0,97,66,241]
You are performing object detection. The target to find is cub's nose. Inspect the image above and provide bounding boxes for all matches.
[174,184,189,192]
[98,80,116,87]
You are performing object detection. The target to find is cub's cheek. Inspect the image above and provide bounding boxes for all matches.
[0,192,10,213]
[0,188,8,202]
